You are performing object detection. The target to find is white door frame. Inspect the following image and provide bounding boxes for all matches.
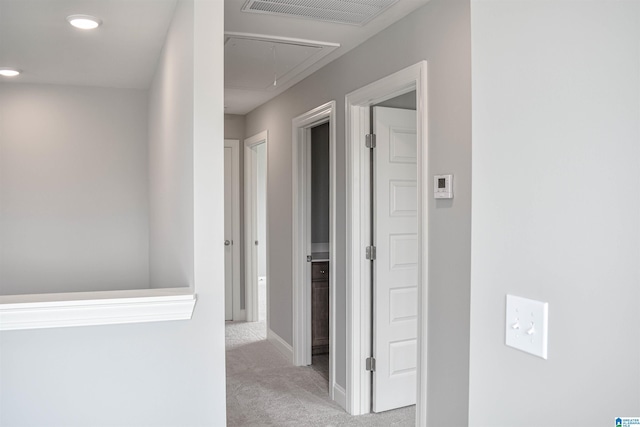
[224,139,243,321]
[244,130,269,324]
[345,61,429,424]
[292,101,338,398]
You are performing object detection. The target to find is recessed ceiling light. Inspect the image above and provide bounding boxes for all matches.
[66,14,102,30]
[0,68,21,77]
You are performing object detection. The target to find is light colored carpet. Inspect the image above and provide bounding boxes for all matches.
[225,320,415,426]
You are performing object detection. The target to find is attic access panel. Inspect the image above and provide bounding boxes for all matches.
[224,34,339,91]
[241,0,399,26]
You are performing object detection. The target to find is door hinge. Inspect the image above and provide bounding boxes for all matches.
[366,357,376,372]
[365,134,376,149]
[365,245,376,261]
[307,255,312,262]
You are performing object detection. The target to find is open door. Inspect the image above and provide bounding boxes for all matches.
[244,131,269,324]
[372,106,418,412]
[224,140,241,321]
[224,145,233,320]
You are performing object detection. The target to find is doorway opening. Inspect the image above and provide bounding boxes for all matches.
[309,122,330,382]
[244,131,269,330]
[345,61,428,424]
[292,101,338,402]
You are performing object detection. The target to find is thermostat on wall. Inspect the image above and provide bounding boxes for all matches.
[434,174,453,199]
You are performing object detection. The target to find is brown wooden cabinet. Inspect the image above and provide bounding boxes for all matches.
[311,261,329,355]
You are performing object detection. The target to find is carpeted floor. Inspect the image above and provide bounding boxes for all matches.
[225,320,415,426]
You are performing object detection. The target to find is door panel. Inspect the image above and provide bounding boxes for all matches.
[372,106,418,413]
[224,146,233,321]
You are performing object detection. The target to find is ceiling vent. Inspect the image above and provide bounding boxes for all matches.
[224,32,340,91]
[241,0,399,26]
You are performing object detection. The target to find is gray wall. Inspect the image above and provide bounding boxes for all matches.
[148,0,194,288]
[0,83,150,295]
[244,0,472,423]
[375,90,417,110]
[469,1,640,425]
[224,114,245,140]
[311,123,330,245]
[0,1,228,425]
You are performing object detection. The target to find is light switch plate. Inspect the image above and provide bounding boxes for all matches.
[505,295,548,359]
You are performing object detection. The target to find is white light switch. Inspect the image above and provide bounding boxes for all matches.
[505,295,548,359]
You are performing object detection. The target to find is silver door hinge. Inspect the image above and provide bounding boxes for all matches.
[366,357,376,372]
[307,255,312,262]
[365,134,376,149]
[365,246,376,261]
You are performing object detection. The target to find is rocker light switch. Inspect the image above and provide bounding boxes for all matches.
[505,295,548,359]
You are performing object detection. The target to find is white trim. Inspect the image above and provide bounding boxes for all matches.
[225,139,243,321]
[225,32,340,49]
[244,131,269,324]
[291,101,337,401]
[345,61,428,424]
[267,327,294,363]
[333,383,348,412]
[0,288,196,331]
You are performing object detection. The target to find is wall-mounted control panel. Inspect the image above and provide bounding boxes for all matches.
[505,295,548,359]
[433,174,453,199]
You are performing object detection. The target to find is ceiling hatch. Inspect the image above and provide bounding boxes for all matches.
[225,33,339,91]
[241,0,399,26]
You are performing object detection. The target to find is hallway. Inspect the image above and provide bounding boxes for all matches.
[225,320,415,426]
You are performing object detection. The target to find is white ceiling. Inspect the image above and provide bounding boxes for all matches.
[0,0,177,89]
[224,0,430,114]
[0,0,431,113]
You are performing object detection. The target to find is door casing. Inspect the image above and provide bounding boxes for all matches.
[345,61,429,425]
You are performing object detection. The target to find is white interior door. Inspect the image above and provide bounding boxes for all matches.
[224,146,233,321]
[256,144,267,322]
[372,106,418,413]
[244,134,267,323]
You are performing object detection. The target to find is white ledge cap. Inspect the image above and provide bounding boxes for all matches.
[0,288,196,331]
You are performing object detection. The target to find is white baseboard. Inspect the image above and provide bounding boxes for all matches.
[267,328,293,363]
[333,383,347,411]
